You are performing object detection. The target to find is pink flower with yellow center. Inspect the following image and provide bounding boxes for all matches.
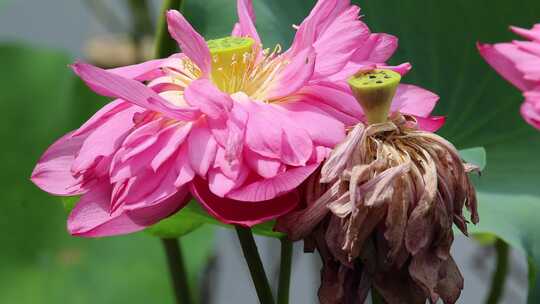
[31,0,443,237]
[478,23,540,129]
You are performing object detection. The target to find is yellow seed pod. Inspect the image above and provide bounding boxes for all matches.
[207,37,255,88]
[348,69,401,125]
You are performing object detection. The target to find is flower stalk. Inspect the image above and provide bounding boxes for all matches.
[162,239,193,304]
[236,226,276,304]
[155,0,184,58]
[485,239,510,304]
[155,3,190,304]
[277,239,293,304]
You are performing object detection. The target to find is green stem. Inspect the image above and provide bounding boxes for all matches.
[235,226,276,304]
[485,239,510,304]
[162,239,193,304]
[127,0,154,61]
[371,288,385,304]
[154,0,184,58]
[277,239,293,304]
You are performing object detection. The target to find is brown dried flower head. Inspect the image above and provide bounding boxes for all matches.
[276,69,479,304]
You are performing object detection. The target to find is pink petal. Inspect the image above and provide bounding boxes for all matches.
[31,132,86,196]
[188,121,218,176]
[72,62,200,121]
[268,46,316,100]
[351,33,398,63]
[120,155,189,210]
[477,42,536,91]
[299,82,363,125]
[513,40,540,57]
[391,84,440,117]
[108,58,170,81]
[241,100,313,166]
[415,116,446,132]
[72,105,139,174]
[166,10,212,77]
[226,164,319,202]
[151,123,193,171]
[213,146,244,181]
[522,90,540,129]
[68,181,189,237]
[174,144,196,187]
[190,177,300,226]
[243,147,283,179]
[277,100,346,147]
[72,99,135,137]
[232,0,261,43]
[184,79,233,120]
[312,6,370,78]
[208,164,249,197]
[510,24,540,42]
[289,0,350,54]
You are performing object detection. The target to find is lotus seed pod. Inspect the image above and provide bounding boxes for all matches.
[207,37,255,88]
[348,69,401,125]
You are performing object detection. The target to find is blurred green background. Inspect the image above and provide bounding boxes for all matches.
[1,0,539,303]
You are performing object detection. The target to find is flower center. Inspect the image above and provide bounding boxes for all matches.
[207,36,287,101]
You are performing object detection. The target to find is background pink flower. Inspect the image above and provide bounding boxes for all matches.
[478,24,540,129]
[31,0,443,237]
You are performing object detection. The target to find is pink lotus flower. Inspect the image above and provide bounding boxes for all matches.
[478,24,540,129]
[31,0,443,237]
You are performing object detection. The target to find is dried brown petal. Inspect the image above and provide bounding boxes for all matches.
[276,113,479,304]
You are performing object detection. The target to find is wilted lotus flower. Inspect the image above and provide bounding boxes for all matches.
[31,0,428,237]
[277,69,479,304]
[478,23,540,129]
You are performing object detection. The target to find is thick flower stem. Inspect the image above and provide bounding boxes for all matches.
[127,0,153,61]
[155,2,190,303]
[485,239,510,304]
[155,0,184,58]
[235,226,276,304]
[277,239,293,304]
[162,238,193,304]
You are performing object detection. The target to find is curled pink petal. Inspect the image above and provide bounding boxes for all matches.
[392,84,440,117]
[522,90,540,129]
[188,122,218,177]
[268,46,316,100]
[226,164,319,202]
[415,116,446,133]
[166,10,212,77]
[184,79,233,119]
[68,181,189,237]
[31,132,86,196]
[72,62,200,121]
[191,177,300,226]
[232,0,261,43]
[351,33,398,63]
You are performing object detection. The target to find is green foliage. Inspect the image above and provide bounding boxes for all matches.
[184,0,540,301]
[0,44,214,304]
[150,201,285,239]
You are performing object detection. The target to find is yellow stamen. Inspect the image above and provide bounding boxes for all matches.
[205,36,286,101]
